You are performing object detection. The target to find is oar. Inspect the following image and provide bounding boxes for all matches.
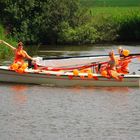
[129,53,140,56]
[42,53,140,60]
[42,54,113,60]
[0,40,16,50]
[40,53,140,71]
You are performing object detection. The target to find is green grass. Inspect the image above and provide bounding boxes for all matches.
[88,6,140,42]
[89,7,140,17]
[81,0,140,20]
[80,0,140,7]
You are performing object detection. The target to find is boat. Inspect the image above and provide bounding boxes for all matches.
[0,66,140,87]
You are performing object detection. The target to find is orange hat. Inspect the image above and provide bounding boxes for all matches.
[122,49,130,56]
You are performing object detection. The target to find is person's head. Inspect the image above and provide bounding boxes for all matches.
[109,50,114,59]
[118,46,123,54]
[17,41,23,50]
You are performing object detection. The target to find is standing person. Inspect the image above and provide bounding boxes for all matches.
[0,40,33,71]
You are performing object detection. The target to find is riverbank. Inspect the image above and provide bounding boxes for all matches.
[80,0,140,7]
[0,1,140,46]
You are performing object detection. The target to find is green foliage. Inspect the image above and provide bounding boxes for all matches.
[91,15,119,42]
[89,7,140,42]
[0,0,86,44]
[117,13,140,41]
[0,0,140,45]
[0,24,16,59]
[0,0,43,43]
[58,22,99,44]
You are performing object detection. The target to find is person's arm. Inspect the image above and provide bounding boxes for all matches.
[0,40,16,51]
[24,51,33,60]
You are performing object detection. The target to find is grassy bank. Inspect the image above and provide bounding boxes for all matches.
[90,7,140,16]
[59,6,140,44]
[73,0,140,44]
[89,6,140,42]
[0,25,17,59]
[80,0,140,7]
[57,0,140,44]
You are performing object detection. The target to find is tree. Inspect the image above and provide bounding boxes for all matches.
[0,0,86,44]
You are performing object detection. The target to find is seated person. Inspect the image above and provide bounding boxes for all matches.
[117,47,131,74]
[0,40,33,72]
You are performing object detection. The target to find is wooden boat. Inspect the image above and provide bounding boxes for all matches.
[0,66,140,87]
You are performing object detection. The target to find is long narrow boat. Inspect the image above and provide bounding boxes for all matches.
[0,66,140,87]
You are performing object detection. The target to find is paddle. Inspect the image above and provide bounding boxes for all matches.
[42,54,113,60]
[40,52,140,71]
[0,40,16,50]
[129,53,140,56]
[42,53,140,60]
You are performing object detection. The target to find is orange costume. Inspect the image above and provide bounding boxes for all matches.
[10,42,32,72]
[14,49,26,64]
[100,51,122,80]
[10,50,28,72]
[117,48,131,74]
[0,40,32,72]
[117,58,131,74]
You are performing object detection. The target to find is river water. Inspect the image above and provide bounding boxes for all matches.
[0,45,140,140]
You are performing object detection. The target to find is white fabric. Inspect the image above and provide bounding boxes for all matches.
[35,56,110,68]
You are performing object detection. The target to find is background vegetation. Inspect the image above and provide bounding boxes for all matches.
[0,0,140,46]
[0,25,16,59]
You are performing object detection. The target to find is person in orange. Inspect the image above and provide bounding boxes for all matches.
[108,50,123,80]
[117,47,131,74]
[100,50,122,80]
[0,40,33,71]
[108,50,118,70]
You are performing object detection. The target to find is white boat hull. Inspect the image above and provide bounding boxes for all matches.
[0,66,139,87]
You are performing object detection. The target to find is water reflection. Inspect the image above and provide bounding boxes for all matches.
[10,85,28,104]
[70,86,131,94]
[99,87,130,93]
